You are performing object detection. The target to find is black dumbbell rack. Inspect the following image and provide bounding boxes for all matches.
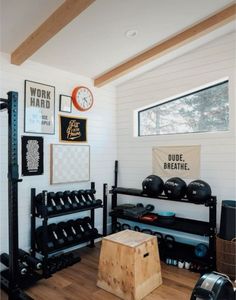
[109,161,217,272]
[30,183,108,278]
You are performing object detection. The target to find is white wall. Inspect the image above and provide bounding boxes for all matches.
[0,53,117,253]
[116,32,236,243]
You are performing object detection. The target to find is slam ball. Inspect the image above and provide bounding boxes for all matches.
[142,175,164,197]
[187,180,212,203]
[164,177,187,200]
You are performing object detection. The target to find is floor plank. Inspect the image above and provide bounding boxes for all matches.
[0,243,199,299]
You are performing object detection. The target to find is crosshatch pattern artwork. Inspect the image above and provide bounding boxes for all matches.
[50,144,90,184]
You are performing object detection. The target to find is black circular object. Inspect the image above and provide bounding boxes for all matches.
[121,223,131,230]
[164,177,187,200]
[142,175,164,197]
[141,229,153,235]
[145,204,155,212]
[153,231,163,246]
[187,180,212,204]
[136,203,144,208]
[134,225,141,232]
[165,234,175,250]
[194,243,208,258]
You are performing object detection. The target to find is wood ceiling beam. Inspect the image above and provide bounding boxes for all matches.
[11,0,95,65]
[94,3,236,87]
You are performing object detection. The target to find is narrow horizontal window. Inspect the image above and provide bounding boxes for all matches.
[138,80,229,136]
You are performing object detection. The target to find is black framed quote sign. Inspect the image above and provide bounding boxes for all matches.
[22,136,44,176]
[24,80,55,134]
[59,115,87,142]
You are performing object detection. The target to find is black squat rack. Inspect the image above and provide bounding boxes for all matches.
[110,161,217,271]
[31,183,108,278]
[0,92,35,300]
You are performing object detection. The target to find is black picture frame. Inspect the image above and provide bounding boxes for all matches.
[22,136,44,176]
[59,115,87,143]
[59,94,72,113]
[24,80,55,134]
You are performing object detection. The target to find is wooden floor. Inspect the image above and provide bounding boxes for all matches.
[1,243,199,300]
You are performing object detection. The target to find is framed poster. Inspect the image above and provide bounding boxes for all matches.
[59,115,87,142]
[50,144,90,184]
[59,94,72,113]
[24,80,55,134]
[22,136,44,176]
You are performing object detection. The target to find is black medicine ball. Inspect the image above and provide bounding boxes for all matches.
[142,175,164,196]
[164,177,187,200]
[187,180,212,204]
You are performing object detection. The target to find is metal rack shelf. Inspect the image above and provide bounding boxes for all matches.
[110,160,217,271]
[31,183,108,278]
[109,211,211,236]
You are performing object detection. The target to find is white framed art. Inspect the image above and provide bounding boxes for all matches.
[50,144,90,184]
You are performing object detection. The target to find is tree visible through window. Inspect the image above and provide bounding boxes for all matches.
[138,81,229,136]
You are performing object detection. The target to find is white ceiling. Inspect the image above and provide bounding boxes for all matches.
[0,0,235,83]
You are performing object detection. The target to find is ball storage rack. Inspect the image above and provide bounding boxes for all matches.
[109,161,217,272]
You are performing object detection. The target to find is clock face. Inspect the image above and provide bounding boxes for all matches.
[72,86,94,111]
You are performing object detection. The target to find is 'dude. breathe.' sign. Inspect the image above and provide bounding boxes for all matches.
[152,145,200,179]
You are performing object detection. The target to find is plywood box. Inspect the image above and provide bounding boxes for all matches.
[97,230,162,300]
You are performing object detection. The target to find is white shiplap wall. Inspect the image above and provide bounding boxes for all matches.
[0,53,117,253]
[116,32,236,242]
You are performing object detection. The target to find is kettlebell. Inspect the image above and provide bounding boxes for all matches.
[153,231,163,247]
[134,225,141,232]
[121,223,131,230]
[145,204,155,212]
[141,228,153,235]
[165,234,175,250]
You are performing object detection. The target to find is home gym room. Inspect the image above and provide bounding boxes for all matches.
[0,0,236,299]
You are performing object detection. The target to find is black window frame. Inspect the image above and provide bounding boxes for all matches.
[138,80,229,137]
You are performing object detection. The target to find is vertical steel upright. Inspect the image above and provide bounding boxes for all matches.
[0,92,33,300]
[7,91,21,299]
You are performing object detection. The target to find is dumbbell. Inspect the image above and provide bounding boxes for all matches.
[35,226,54,251]
[48,256,58,274]
[35,193,52,216]
[84,189,102,206]
[57,222,75,244]
[18,249,42,270]
[75,218,91,238]
[0,253,28,275]
[78,190,91,207]
[71,191,85,208]
[63,191,78,210]
[55,192,71,211]
[47,223,65,249]
[74,219,88,238]
[48,192,63,213]
[35,192,59,216]
[82,217,98,237]
[66,220,83,241]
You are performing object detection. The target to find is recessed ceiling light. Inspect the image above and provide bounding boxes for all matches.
[125,29,138,38]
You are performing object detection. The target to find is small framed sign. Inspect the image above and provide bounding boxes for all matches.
[59,115,87,143]
[59,94,72,113]
[24,80,55,134]
[22,136,44,176]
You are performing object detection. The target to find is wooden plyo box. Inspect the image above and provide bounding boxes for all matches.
[97,230,162,300]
